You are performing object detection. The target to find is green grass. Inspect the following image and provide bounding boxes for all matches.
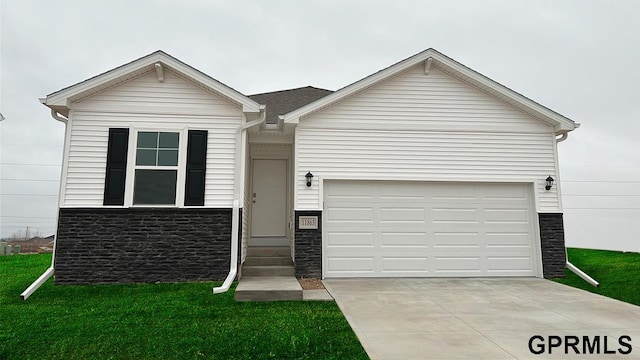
[553,248,640,306]
[0,254,367,360]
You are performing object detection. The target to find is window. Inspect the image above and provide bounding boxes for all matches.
[133,131,179,205]
[103,128,207,207]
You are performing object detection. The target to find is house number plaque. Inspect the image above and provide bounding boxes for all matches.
[299,216,318,230]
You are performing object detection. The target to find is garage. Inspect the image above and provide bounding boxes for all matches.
[323,180,540,278]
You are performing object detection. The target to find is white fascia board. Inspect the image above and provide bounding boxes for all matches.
[283,48,577,133]
[44,52,165,107]
[43,51,261,114]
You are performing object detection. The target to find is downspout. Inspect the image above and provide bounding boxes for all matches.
[20,109,67,300]
[556,131,599,287]
[213,106,266,294]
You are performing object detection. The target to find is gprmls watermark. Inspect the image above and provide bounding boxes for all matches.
[528,335,632,355]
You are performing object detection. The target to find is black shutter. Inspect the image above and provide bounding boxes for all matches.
[184,130,208,206]
[103,128,129,205]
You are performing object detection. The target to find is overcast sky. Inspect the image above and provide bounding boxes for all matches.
[1,1,638,251]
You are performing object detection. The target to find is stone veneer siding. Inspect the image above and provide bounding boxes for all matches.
[294,210,322,278]
[539,213,567,278]
[54,208,239,284]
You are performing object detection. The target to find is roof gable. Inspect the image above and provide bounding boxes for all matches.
[282,48,577,134]
[42,51,261,117]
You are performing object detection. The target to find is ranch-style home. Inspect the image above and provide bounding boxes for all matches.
[39,48,577,287]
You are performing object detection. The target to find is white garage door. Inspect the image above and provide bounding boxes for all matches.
[323,181,539,278]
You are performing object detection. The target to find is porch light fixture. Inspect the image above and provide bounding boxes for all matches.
[545,176,554,191]
[305,171,314,187]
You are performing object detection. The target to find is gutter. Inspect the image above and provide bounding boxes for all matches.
[566,261,599,287]
[21,109,67,300]
[213,106,266,294]
[555,131,599,287]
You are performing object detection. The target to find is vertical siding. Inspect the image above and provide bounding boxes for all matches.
[63,69,243,208]
[296,64,560,212]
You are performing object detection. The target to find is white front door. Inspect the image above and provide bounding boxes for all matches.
[251,159,287,237]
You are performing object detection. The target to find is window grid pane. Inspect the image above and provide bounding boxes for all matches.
[157,149,179,166]
[137,132,158,149]
[133,131,180,205]
[136,149,157,166]
[159,132,179,149]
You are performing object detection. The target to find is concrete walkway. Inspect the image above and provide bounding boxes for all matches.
[324,278,640,359]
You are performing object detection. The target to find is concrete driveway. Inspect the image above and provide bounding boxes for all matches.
[323,278,640,359]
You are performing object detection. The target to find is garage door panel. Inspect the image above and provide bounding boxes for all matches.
[380,207,426,222]
[378,195,427,202]
[433,232,480,247]
[432,194,477,201]
[483,225,532,236]
[324,181,538,278]
[434,257,482,273]
[327,232,375,247]
[432,208,479,222]
[380,232,428,247]
[381,257,429,272]
[430,186,478,198]
[487,256,534,272]
[431,224,483,235]
[486,233,531,247]
[373,247,430,257]
[327,257,375,273]
[327,246,380,260]
[485,208,530,223]
[326,207,374,222]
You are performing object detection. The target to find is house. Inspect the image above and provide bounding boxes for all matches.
[40,48,577,286]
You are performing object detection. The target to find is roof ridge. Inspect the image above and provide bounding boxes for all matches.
[249,86,332,97]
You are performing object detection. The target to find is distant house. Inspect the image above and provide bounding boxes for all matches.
[40,48,577,284]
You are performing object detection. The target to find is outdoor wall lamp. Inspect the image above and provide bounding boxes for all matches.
[305,171,314,187]
[545,176,554,191]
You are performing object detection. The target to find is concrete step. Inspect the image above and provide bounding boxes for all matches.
[235,276,302,302]
[242,265,295,277]
[246,246,291,257]
[244,256,293,266]
[248,237,289,247]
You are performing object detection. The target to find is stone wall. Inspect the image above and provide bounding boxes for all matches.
[539,213,567,278]
[54,208,237,284]
[294,211,322,278]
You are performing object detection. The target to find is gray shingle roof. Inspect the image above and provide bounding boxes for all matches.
[249,86,333,124]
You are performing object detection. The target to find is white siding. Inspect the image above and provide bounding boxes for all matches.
[301,66,552,132]
[72,70,241,116]
[62,70,243,208]
[296,64,560,212]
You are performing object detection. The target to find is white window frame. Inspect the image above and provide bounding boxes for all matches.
[124,126,189,207]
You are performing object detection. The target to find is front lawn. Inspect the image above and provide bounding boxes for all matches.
[0,254,367,360]
[554,248,640,306]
